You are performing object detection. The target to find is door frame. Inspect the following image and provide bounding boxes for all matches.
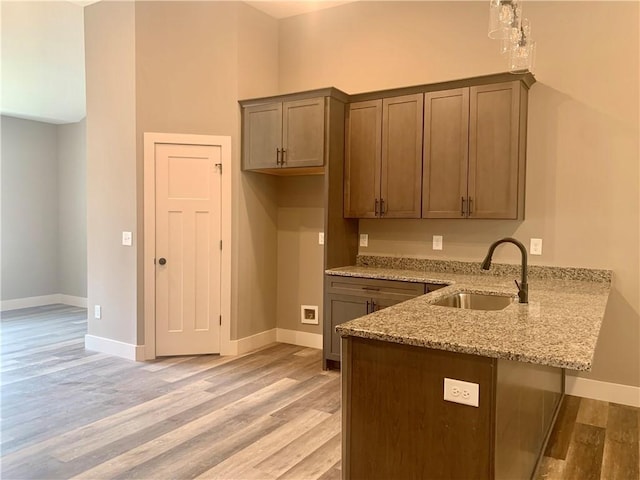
[143,132,232,359]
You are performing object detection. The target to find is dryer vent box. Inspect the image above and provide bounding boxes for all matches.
[301,305,319,325]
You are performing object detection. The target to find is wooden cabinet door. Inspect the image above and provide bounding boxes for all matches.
[344,100,382,218]
[282,97,325,168]
[423,88,470,218]
[325,294,369,360]
[242,102,282,170]
[381,94,423,218]
[468,81,521,219]
[370,296,403,312]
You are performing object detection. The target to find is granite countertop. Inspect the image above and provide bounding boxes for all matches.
[329,258,612,371]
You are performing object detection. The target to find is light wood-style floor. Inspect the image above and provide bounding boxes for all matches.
[1,304,638,480]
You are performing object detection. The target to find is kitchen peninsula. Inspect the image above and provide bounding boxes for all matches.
[331,256,611,480]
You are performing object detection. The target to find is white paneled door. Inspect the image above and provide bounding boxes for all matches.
[155,143,222,356]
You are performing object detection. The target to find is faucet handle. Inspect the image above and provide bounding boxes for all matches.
[514,279,529,303]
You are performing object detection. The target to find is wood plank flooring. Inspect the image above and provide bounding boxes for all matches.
[1,304,638,480]
[1,305,341,480]
[536,395,640,480]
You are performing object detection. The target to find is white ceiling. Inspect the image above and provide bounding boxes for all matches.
[246,1,355,19]
[1,1,87,124]
[0,1,353,125]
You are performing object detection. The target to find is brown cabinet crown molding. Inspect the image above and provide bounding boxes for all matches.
[239,86,350,108]
[237,72,535,106]
[346,71,535,103]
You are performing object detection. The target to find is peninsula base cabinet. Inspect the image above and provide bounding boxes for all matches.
[341,337,564,480]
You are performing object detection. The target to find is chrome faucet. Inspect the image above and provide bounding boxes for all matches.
[481,237,528,303]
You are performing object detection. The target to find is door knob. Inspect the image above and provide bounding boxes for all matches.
[158,258,167,265]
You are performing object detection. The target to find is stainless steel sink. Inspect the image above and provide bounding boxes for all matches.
[432,292,516,311]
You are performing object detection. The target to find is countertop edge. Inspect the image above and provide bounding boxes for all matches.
[328,264,610,372]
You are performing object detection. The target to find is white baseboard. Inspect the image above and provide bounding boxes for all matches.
[234,328,277,355]
[1,294,61,311]
[1,294,88,311]
[565,375,640,408]
[227,328,322,356]
[276,328,323,350]
[59,295,88,308]
[85,334,145,361]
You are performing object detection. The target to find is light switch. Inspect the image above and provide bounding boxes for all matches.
[433,235,443,250]
[530,238,542,255]
[94,305,101,319]
[318,232,325,245]
[359,234,369,247]
[122,231,132,246]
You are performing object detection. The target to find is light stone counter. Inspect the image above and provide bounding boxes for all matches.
[330,259,611,371]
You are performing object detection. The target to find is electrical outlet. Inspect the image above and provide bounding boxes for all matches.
[359,234,369,247]
[122,231,132,246]
[530,238,543,255]
[318,232,325,245]
[444,378,479,407]
[94,305,101,319]
[433,235,443,250]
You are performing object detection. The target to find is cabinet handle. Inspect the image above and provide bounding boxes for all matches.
[371,300,377,311]
[380,198,386,216]
[276,148,281,166]
[281,149,286,165]
[366,300,370,313]
[362,286,380,291]
[461,197,466,217]
[375,198,379,216]
[468,197,473,216]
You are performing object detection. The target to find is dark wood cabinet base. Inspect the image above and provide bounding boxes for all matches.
[341,337,563,480]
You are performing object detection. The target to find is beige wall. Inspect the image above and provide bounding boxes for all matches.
[135,1,237,343]
[276,176,325,335]
[1,116,59,300]
[58,119,87,298]
[85,2,137,344]
[84,1,639,387]
[235,4,280,339]
[134,0,280,341]
[279,1,640,387]
[86,1,280,345]
[1,116,87,303]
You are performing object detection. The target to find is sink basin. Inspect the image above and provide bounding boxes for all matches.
[432,292,516,311]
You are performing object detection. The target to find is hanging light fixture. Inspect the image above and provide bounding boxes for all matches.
[508,18,536,73]
[488,0,520,39]
[488,0,535,73]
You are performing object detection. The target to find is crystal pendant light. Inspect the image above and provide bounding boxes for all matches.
[488,0,519,40]
[488,0,536,74]
[500,8,523,54]
[508,19,536,73]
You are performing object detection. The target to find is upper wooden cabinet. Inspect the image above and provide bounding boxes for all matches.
[422,88,470,218]
[344,99,381,218]
[344,93,423,218]
[423,81,528,219]
[469,82,525,219]
[242,97,326,172]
